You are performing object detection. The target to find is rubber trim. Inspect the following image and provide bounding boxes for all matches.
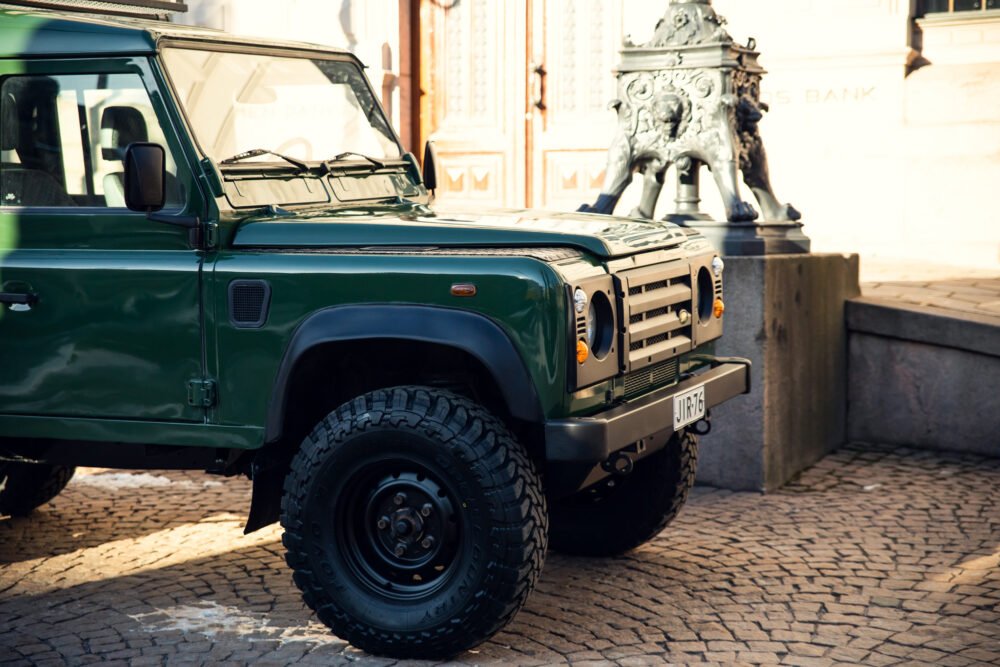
[264,305,544,443]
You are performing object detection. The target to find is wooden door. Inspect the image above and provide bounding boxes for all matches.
[420,0,623,211]
[420,0,527,208]
[527,0,622,210]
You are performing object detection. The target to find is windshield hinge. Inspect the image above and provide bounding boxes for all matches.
[199,158,225,198]
[187,379,217,408]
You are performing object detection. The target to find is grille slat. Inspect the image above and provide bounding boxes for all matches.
[628,283,690,311]
[629,334,692,367]
[628,311,685,339]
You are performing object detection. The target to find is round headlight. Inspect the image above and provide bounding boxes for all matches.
[588,291,615,360]
[697,267,714,324]
[712,256,725,278]
[574,288,588,314]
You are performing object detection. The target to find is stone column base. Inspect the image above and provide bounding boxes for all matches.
[697,253,861,491]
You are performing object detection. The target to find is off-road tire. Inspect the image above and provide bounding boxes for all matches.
[549,430,698,557]
[280,386,548,659]
[0,462,75,517]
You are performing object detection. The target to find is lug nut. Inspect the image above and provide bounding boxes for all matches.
[394,544,406,557]
[420,503,433,517]
[421,536,435,549]
[393,493,407,506]
[377,516,389,530]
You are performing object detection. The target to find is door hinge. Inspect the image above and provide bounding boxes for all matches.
[187,379,217,408]
[204,223,219,249]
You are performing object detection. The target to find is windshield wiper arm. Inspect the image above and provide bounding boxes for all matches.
[219,148,310,171]
[323,151,385,170]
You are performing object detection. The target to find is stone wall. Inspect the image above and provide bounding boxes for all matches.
[847,297,1000,456]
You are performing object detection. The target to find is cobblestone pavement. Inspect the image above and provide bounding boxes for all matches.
[1,443,998,666]
[862,277,1000,322]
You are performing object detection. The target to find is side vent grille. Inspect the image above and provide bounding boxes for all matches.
[228,280,271,329]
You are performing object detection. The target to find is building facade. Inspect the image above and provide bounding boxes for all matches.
[179,0,1000,269]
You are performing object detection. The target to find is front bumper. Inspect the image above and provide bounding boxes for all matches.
[544,358,750,495]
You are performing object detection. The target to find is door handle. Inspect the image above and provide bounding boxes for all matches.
[531,63,547,111]
[0,292,38,311]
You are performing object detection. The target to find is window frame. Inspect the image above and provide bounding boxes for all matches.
[917,0,1000,17]
[155,39,406,169]
[0,57,194,216]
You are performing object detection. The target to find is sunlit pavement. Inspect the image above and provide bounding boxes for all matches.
[1,443,998,666]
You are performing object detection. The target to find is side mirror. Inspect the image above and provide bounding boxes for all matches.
[422,140,439,192]
[124,142,166,212]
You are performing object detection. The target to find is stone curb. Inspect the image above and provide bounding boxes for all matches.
[846,296,1000,358]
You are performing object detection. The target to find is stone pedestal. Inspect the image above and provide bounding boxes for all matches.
[697,253,860,491]
[675,219,812,256]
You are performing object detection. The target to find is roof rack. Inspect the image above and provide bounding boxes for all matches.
[0,0,188,18]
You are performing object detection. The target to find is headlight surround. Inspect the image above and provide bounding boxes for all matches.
[568,277,619,390]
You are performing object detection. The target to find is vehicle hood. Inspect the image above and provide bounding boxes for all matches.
[230,207,694,259]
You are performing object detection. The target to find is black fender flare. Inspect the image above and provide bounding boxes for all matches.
[264,304,544,443]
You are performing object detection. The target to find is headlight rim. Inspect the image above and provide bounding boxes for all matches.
[587,289,615,361]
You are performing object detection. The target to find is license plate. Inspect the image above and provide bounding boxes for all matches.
[673,385,706,431]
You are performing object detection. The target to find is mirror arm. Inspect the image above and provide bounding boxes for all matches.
[146,211,205,249]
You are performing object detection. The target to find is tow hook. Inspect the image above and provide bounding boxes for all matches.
[602,452,635,476]
[692,413,712,436]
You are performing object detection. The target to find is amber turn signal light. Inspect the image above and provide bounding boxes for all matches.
[576,340,590,365]
[450,283,477,297]
[713,298,725,319]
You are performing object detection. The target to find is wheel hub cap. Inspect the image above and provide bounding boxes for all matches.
[337,466,461,599]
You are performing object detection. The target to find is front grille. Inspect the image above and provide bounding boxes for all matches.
[621,260,693,371]
[623,358,679,399]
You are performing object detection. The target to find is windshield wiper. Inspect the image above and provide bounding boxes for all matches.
[323,151,385,171]
[220,148,309,171]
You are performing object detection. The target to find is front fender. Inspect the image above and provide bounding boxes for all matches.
[264,304,544,443]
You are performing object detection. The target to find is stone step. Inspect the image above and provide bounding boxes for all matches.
[847,282,1000,457]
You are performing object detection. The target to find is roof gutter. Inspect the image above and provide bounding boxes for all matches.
[0,0,186,19]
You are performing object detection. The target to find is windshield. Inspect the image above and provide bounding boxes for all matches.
[161,47,401,165]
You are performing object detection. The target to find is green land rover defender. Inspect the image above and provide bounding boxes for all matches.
[0,0,749,658]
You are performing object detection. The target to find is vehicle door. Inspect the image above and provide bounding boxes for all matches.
[0,57,205,422]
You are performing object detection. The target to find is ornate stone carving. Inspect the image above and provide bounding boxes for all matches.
[583,0,800,227]
[643,0,731,48]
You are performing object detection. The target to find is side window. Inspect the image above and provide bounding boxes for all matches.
[0,72,185,209]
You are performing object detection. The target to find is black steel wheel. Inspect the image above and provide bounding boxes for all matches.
[0,462,75,517]
[281,386,547,659]
[549,430,698,557]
